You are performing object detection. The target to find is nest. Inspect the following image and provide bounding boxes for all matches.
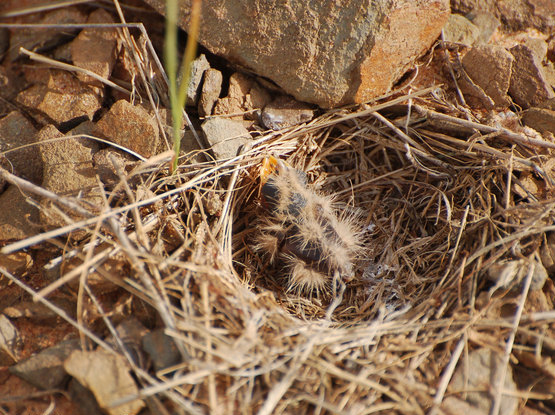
[2,24,555,415]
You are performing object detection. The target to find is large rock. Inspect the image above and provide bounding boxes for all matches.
[143,0,450,108]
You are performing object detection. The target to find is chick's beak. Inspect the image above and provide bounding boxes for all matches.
[260,156,287,185]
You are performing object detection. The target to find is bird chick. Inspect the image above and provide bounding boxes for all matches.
[255,157,363,296]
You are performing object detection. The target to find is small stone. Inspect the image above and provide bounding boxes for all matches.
[68,378,104,415]
[441,397,487,415]
[71,8,119,86]
[186,54,211,106]
[106,319,148,367]
[8,7,86,61]
[0,111,41,184]
[462,45,514,107]
[37,125,102,234]
[64,349,144,415]
[466,11,500,44]
[443,14,480,46]
[509,44,555,109]
[213,72,254,118]
[261,96,315,130]
[523,107,555,135]
[0,251,32,276]
[93,148,136,186]
[15,69,102,126]
[0,185,40,241]
[450,348,518,415]
[198,68,223,117]
[487,258,548,292]
[522,37,548,62]
[0,314,21,366]
[201,117,251,160]
[94,100,160,158]
[142,329,181,372]
[9,339,80,390]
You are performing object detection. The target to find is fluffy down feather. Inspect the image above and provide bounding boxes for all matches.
[255,157,363,295]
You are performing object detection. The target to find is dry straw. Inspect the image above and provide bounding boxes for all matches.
[1,3,554,414]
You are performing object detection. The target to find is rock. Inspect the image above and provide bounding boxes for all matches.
[441,397,488,415]
[16,69,102,127]
[142,329,181,371]
[186,54,211,106]
[0,314,21,365]
[201,117,251,159]
[450,348,518,415]
[8,7,87,61]
[443,14,480,46]
[106,319,148,367]
[487,258,548,292]
[37,125,101,232]
[9,339,80,390]
[0,111,41,184]
[0,251,32,276]
[0,185,40,241]
[540,231,555,274]
[509,44,555,108]
[261,96,315,130]
[462,45,514,107]
[64,349,144,415]
[451,0,555,32]
[198,68,223,117]
[68,377,105,415]
[94,100,160,158]
[213,72,254,118]
[143,0,450,108]
[466,11,500,44]
[522,37,548,62]
[93,148,136,187]
[71,8,119,86]
[523,107,555,135]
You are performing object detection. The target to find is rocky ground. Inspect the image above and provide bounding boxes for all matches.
[0,1,554,414]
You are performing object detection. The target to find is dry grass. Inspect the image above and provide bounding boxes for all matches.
[1,5,555,414]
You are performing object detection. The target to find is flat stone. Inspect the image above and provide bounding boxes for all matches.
[201,117,251,160]
[0,111,41,184]
[261,96,315,130]
[143,0,449,108]
[186,54,211,106]
[71,8,119,86]
[37,125,102,232]
[142,329,181,371]
[509,44,555,109]
[443,14,480,46]
[0,314,20,366]
[93,148,136,187]
[450,348,518,415]
[198,68,223,117]
[0,185,40,241]
[8,7,86,61]
[15,69,102,126]
[466,11,500,44]
[462,45,514,107]
[64,349,144,415]
[487,258,548,292]
[523,107,555,135]
[9,339,80,390]
[94,100,160,158]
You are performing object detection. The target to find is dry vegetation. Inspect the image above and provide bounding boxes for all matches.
[1,5,555,415]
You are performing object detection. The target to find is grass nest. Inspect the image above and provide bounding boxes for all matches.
[2,24,555,415]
